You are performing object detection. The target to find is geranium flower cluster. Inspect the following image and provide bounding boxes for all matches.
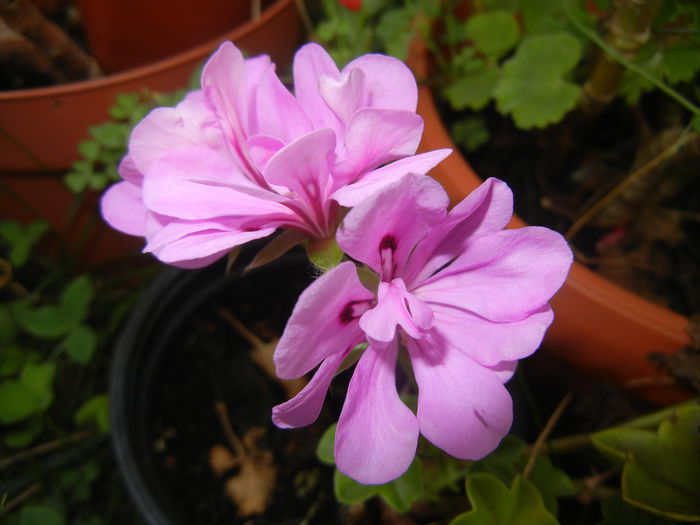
[102,42,572,484]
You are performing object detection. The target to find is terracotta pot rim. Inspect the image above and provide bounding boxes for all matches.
[0,0,293,101]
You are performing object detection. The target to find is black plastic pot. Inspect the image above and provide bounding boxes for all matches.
[109,243,329,524]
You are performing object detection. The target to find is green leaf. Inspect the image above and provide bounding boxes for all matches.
[0,344,27,377]
[450,473,560,525]
[61,275,93,324]
[4,418,42,448]
[61,325,97,364]
[334,469,379,504]
[0,220,50,267]
[592,404,700,521]
[16,505,66,525]
[377,9,414,60]
[64,172,88,194]
[599,493,679,525]
[316,423,337,466]
[526,454,577,515]
[494,33,582,129]
[11,302,74,338]
[0,304,19,345]
[377,458,425,512]
[0,380,41,423]
[109,93,142,120]
[20,361,56,411]
[465,11,520,59]
[444,65,500,111]
[520,0,570,36]
[451,116,490,152]
[75,394,110,432]
[78,140,101,161]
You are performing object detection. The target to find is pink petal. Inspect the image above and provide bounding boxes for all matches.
[246,135,285,172]
[415,227,572,322]
[331,149,452,206]
[292,43,342,134]
[274,261,372,379]
[319,68,369,124]
[100,182,147,237]
[142,146,291,221]
[408,338,513,460]
[487,360,518,383]
[272,350,348,428]
[335,342,419,484]
[334,108,423,184]
[254,66,312,143]
[337,174,448,279]
[406,177,514,285]
[118,155,143,186]
[343,53,418,112]
[129,92,226,176]
[426,303,553,366]
[145,219,276,268]
[359,279,433,347]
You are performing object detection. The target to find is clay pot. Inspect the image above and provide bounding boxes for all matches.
[0,0,303,267]
[412,46,690,404]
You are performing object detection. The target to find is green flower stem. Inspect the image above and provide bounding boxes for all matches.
[530,397,700,455]
[564,0,700,116]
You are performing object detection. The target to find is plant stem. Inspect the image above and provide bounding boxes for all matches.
[523,392,573,478]
[533,397,700,455]
[565,129,698,240]
[0,430,93,470]
[564,0,700,116]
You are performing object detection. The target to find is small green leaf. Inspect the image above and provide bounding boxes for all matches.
[20,361,56,411]
[451,116,490,152]
[334,469,379,504]
[61,275,93,324]
[316,423,337,465]
[61,325,97,364]
[599,493,678,525]
[691,115,700,134]
[377,458,425,512]
[64,172,88,194]
[4,418,42,448]
[0,220,50,267]
[444,65,500,111]
[465,11,520,59]
[494,33,582,129]
[377,9,414,61]
[0,344,27,377]
[75,394,110,432]
[0,380,41,423]
[467,434,526,484]
[0,304,18,345]
[592,404,700,521]
[450,473,560,525]
[526,454,577,515]
[78,140,101,161]
[11,302,74,338]
[16,505,66,525]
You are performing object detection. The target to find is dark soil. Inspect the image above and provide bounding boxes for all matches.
[441,94,700,317]
[142,251,347,524]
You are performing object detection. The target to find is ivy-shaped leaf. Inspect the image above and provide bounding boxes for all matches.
[592,403,700,521]
[333,469,379,504]
[75,394,110,433]
[494,32,583,129]
[0,220,50,267]
[316,423,337,466]
[20,361,56,411]
[450,473,560,525]
[599,493,679,525]
[13,504,66,525]
[61,275,93,324]
[11,302,75,338]
[0,380,41,423]
[61,324,97,364]
[4,417,42,448]
[465,11,520,59]
[444,65,500,111]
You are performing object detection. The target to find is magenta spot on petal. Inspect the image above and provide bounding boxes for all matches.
[379,235,397,252]
[339,299,371,324]
[474,409,488,428]
[379,235,398,280]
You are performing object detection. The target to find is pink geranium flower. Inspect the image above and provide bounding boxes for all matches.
[272,175,573,484]
[101,41,449,268]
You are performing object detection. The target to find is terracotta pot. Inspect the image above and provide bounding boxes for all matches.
[412,46,691,404]
[0,0,303,267]
[76,0,250,74]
